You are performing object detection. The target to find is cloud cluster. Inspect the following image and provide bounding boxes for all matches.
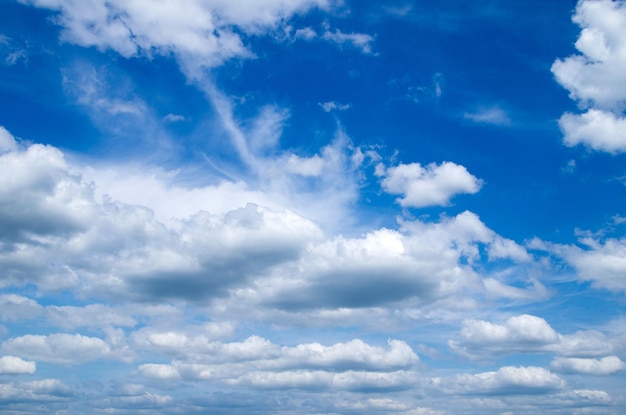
[139,336,420,391]
[552,0,626,152]
[0,126,532,320]
[451,314,625,375]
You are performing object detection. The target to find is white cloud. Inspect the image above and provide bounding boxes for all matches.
[451,314,616,358]
[379,161,483,208]
[559,109,626,153]
[448,366,565,394]
[318,101,351,112]
[137,336,420,392]
[0,35,27,66]
[321,26,375,54]
[0,356,36,375]
[0,126,19,153]
[460,314,560,345]
[19,0,331,71]
[163,113,185,122]
[551,356,626,375]
[552,0,626,152]
[0,294,42,322]
[236,210,532,318]
[463,106,512,126]
[0,379,72,403]
[1,333,113,365]
[544,236,626,292]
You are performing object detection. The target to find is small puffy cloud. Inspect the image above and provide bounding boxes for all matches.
[552,0,626,152]
[0,356,36,375]
[551,356,626,375]
[463,106,512,126]
[379,161,482,208]
[460,314,560,346]
[559,109,626,153]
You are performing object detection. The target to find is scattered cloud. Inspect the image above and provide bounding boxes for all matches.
[378,161,483,208]
[445,366,565,395]
[552,0,626,152]
[319,101,351,112]
[451,314,616,359]
[538,236,626,292]
[464,106,512,126]
[163,113,185,122]
[1,333,117,365]
[321,27,376,54]
[551,356,626,375]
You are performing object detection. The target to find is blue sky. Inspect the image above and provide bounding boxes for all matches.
[1,0,626,413]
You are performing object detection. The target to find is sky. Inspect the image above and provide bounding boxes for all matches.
[1,0,626,413]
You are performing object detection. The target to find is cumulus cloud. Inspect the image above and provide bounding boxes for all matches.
[0,134,328,300]
[446,366,565,395]
[0,379,72,405]
[552,0,626,152]
[551,356,626,375]
[138,337,420,392]
[0,294,42,322]
[19,0,331,70]
[0,125,19,153]
[0,356,36,375]
[378,161,482,208]
[258,210,530,313]
[1,333,115,365]
[559,108,626,153]
[451,314,616,358]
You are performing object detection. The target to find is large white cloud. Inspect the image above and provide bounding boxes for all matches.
[251,210,531,314]
[378,161,482,208]
[18,0,331,70]
[552,0,626,152]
